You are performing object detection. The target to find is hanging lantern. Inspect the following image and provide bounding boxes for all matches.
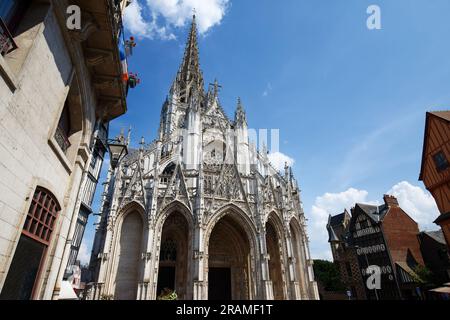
[107,138,128,169]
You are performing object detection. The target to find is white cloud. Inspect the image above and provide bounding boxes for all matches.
[387,181,440,231]
[77,242,91,266]
[311,189,374,232]
[307,188,377,260]
[123,0,229,40]
[268,151,295,171]
[124,1,175,40]
[262,83,272,97]
[123,1,149,38]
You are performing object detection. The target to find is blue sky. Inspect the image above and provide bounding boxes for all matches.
[79,0,450,263]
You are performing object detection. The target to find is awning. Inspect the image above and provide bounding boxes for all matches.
[395,262,422,284]
[59,281,79,300]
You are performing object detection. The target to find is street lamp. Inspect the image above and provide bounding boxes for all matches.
[107,136,128,169]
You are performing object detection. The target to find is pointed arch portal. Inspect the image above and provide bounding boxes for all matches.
[207,214,252,300]
[266,218,285,300]
[114,211,143,300]
[156,211,190,299]
[290,218,308,299]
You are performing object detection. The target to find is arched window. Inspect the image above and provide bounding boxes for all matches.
[160,162,176,184]
[23,187,61,245]
[0,187,61,300]
[203,140,226,166]
[160,239,177,262]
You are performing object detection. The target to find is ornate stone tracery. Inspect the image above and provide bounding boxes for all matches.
[90,16,318,301]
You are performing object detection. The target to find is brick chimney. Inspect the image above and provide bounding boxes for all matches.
[383,194,399,207]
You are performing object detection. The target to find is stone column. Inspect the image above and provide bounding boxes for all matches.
[192,224,207,300]
[141,225,155,300]
[47,148,88,300]
[148,141,162,300]
[303,237,319,300]
[149,218,161,301]
[95,216,115,297]
[285,232,301,300]
[259,228,274,300]
[298,235,310,299]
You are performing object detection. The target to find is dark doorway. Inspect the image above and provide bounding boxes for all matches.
[156,266,175,298]
[0,235,45,300]
[208,268,232,300]
[157,212,190,299]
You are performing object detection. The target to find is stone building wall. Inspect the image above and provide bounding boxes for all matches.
[0,0,127,300]
[0,4,91,300]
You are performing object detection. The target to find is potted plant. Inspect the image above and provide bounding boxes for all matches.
[100,294,114,300]
[128,72,141,89]
[157,288,178,300]
[125,36,137,56]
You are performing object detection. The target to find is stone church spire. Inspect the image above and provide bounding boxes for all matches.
[159,16,205,140]
[176,15,204,103]
[235,97,247,126]
[90,16,319,302]
[234,98,250,174]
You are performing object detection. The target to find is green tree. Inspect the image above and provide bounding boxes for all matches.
[313,260,345,291]
[413,265,434,285]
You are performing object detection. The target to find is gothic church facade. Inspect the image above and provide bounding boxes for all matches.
[89,17,319,300]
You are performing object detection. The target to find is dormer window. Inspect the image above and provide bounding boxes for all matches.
[433,151,449,173]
